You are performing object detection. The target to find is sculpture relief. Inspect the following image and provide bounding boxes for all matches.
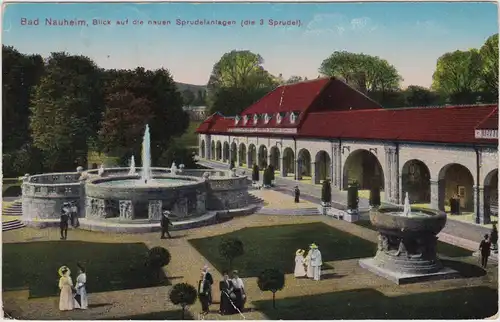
[148,200,163,220]
[119,200,134,219]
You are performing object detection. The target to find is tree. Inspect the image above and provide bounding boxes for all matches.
[169,283,197,320]
[479,33,499,101]
[321,179,332,205]
[3,46,45,153]
[218,238,244,269]
[402,85,441,107]
[181,89,196,106]
[257,268,285,309]
[146,246,171,281]
[285,76,306,84]
[98,90,152,160]
[431,49,483,104]
[157,138,197,169]
[30,52,103,171]
[207,50,278,115]
[319,51,402,93]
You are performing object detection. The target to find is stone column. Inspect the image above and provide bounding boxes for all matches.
[430,180,439,210]
[384,147,399,204]
[280,157,287,177]
[332,144,341,189]
[148,200,163,221]
[267,154,272,169]
[296,160,302,180]
[312,162,319,184]
[247,151,252,168]
[119,200,134,219]
[384,147,393,203]
[474,186,490,224]
[206,137,211,160]
[79,181,86,218]
[398,174,403,204]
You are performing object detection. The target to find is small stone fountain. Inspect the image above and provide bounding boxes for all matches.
[129,156,137,175]
[359,192,459,284]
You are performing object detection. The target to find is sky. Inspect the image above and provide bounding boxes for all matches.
[2,2,498,88]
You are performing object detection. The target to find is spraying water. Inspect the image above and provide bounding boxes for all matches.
[141,125,152,183]
[402,192,411,216]
[129,156,136,175]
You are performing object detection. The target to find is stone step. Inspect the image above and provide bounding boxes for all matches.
[2,220,25,232]
[258,207,321,216]
[3,209,22,215]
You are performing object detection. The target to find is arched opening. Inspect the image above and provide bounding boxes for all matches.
[282,148,295,176]
[484,169,498,221]
[343,149,384,190]
[438,163,474,213]
[401,159,431,204]
[258,145,268,168]
[315,151,331,184]
[211,141,216,160]
[248,144,257,168]
[200,140,206,158]
[223,142,230,162]
[216,141,222,161]
[269,146,281,171]
[238,143,247,167]
[297,149,311,180]
[230,142,237,163]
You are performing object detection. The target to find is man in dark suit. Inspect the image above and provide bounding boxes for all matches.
[294,186,301,203]
[60,203,70,240]
[219,271,235,315]
[479,234,491,269]
[161,210,173,239]
[202,265,214,305]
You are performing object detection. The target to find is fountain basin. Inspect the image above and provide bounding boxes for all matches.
[369,206,447,238]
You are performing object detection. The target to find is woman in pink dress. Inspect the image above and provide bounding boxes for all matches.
[294,249,306,277]
[58,266,75,311]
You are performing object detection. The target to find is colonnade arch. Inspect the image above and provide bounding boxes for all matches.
[297,149,312,179]
[230,142,237,162]
[315,150,331,183]
[238,143,247,166]
[216,141,222,161]
[269,146,281,170]
[342,149,384,190]
[223,142,230,162]
[437,163,474,212]
[258,145,268,168]
[401,159,431,204]
[282,147,295,176]
[200,140,206,158]
[483,169,498,218]
[211,140,216,160]
[248,144,257,168]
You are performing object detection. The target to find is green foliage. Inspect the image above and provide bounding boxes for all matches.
[157,138,197,169]
[263,166,273,186]
[169,283,198,319]
[252,164,260,182]
[347,183,359,210]
[479,33,499,100]
[2,143,45,177]
[257,268,286,308]
[321,179,332,204]
[181,89,196,106]
[218,237,244,269]
[147,246,171,270]
[369,186,381,207]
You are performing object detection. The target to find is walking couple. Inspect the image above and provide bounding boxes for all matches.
[58,263,88,311]
[294,243,323,281]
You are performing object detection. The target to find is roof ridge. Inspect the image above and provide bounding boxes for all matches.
[475,106,499,129]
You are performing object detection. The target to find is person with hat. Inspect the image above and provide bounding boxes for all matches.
[60,203,70,240]
[294,249,306,278]
[74,263,88,309]
[294,186,301,203]
[479,234,491,269]
[303,247,314,279]
[161,210,174,239]
[58,266,74,311]
[231,270,246,311]
[309,243,323,281]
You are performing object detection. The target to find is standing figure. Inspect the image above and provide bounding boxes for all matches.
[231,270,246,312]
[58,266,74,311]
[74,263,88,309]
[310,243,323,281]
[198,272,210,316]
[219,271,236,315]
[160,210,173,239]
[60,203,70,240]
[479,234,491,269]
[294,249,306,278]
[490,224,498,252]
[202,265,214,305]
[303,248,314,279]
[294,186,300,203]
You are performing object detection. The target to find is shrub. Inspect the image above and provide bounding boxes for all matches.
[263,166,272,187]
[146,246,171,280]
[347,183,359,210]
[269,165,275,182]
[230,160,235,169]
[257,268,285,308]
[218,237,244,270]
[321,179,332,204]
[169,283,198,320]
[252,164,260,182]
[370,186,381,207]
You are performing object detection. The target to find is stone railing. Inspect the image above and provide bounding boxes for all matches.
[85,167,171,176]
[28,172,81,184]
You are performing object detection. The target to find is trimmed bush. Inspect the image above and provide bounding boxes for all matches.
[263,166,273,187]
[347,183,359,210]
[169,283,198,320]
[219,237,244,270]
[269,165,275,183]
[321,179,332,204]
[252,164,260,182]
[146,247,171,280]
[257,268,285,309]
[369,186,381,207]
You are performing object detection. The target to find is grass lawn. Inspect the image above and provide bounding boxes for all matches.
[3,241,167,298]
[253,286,498,319]
[188,222,375,277]
[354,220,473,257]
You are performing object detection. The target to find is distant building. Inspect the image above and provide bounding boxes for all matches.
[196,77,499,225]
[183,105,207,121]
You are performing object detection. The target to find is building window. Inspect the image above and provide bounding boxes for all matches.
[276,113,282,124]
[253,114,259,125]
[235,115,240,125]
[290,112,296,124]
[243,115,249,125]
[264,113,271,124]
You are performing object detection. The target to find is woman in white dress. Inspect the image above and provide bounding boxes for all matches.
[303,247,314,279]
[294,249,306,277]
[58,266,75,311]
[74,264,88,309]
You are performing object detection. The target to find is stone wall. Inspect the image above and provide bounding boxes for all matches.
[205,176,250,210]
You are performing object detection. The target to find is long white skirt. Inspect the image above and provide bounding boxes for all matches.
[294,261,306,277]
[59,286,75,311]
[306,263,314,278]
[74,287,88,309]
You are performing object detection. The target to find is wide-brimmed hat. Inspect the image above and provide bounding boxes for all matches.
[296,249,305,256]
[58,266,71,277]
[202,265,209,272]
[310,243,318,249]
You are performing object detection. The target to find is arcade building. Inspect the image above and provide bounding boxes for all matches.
[196,77,499,224]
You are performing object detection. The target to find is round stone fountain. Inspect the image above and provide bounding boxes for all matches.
[20,125,258,233]
[358,193,459,284]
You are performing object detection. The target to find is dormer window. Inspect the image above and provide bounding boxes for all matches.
[253,114,259,125]
[235,115,241,125]
[290,111,299,124]
[264,113,271,124]
[276,113,282,124]
[243,115,249,125]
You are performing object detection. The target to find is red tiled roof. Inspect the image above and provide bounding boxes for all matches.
[476,107,498,130]
[299,104,498,144]
[195,113,233,134]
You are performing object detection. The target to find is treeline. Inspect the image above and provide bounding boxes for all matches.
[3,46,192,176]
[207,33,498,115]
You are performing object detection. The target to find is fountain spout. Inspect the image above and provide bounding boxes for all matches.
[98,164,105,176]
[141,125,152,183]
[402,192,411,216]
[129,156,137,175]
